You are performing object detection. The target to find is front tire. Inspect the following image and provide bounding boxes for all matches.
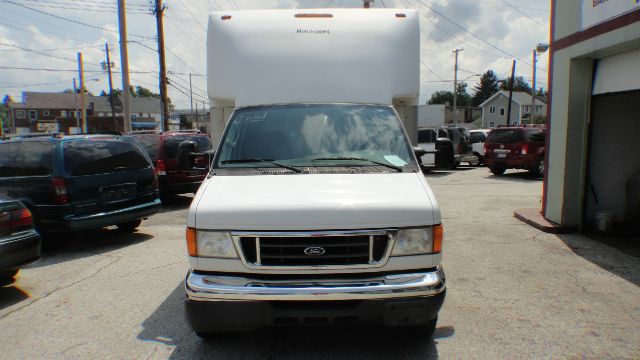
[468,153,482,167]
[490,166,506,175]
[529,158,544,177]
[117,220,142,232]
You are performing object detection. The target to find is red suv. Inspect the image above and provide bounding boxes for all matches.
[132,131,212,196]
[484,127,546,177]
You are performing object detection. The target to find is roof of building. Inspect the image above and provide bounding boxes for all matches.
[9,102,26,109]
[91,96,163,113]
[479,90,547,108]
[19,92,164,113]
[22,92,78,109]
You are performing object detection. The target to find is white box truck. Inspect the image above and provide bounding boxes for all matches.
[184,8,445,336]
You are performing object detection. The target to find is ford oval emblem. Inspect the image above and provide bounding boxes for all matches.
[304,247,326,256]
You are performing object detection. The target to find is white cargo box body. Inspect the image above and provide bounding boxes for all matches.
[207,9,420,108]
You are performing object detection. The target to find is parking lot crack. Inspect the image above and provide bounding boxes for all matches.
[0,254,122,320]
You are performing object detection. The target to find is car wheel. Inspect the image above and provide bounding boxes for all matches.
[468,154,481,167]
[490,166,506,175]
[530,158,544,177]
[117,220,142,232]
[0,269,19,286]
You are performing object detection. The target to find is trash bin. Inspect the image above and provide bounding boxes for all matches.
[594,211,615,233]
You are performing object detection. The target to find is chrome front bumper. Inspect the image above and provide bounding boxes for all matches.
[185,267,445,301]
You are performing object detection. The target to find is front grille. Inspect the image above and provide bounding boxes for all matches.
[237,233,391,267]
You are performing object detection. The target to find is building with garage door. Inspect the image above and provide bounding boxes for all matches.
[543,1,640,233]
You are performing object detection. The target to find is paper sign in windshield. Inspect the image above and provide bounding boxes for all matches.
[384,155,407,167]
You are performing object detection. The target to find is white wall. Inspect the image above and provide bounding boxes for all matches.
[417,105,444,128]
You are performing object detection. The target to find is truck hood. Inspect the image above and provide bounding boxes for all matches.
[190,173,439,230]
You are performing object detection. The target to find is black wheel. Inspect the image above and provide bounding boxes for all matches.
[468,154,481,167]
[0,269,19,286]
[529,158,544,178]
[117,220,142,232]
[490,166,506,175]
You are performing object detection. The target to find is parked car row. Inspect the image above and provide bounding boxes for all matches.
[0,131,213,286]
[417,125,546,177]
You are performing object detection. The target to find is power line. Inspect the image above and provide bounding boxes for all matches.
[0,0,155,39]
[0,79,73,89]
[500,0,546,27]
[0,65,155,74]
[0,43,102,66]
[176,0,207,30]
[411,0,535,67]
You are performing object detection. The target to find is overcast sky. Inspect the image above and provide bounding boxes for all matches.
[0,0,550,109]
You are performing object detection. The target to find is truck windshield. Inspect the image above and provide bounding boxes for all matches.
[215,104,415,170]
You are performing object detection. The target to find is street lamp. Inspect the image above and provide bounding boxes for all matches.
[531,43,549,124]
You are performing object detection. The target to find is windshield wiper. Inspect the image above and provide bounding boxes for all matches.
[221,158,302,173]
[312,157,403,172]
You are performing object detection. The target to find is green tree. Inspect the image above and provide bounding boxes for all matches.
[135,86,159,98]
[499,76,531,93]
[428,82,471,106]
[428,90,454,105]
[471,70,499,106]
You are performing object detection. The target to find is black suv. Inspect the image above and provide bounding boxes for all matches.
[0,134,161,233]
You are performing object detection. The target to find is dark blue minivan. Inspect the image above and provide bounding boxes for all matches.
[0,134,161,234]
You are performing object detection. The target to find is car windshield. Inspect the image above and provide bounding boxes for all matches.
[163,135,212,159]
[215,104,415,170]
[135,134,161,160]
[63,139,151,176]
[487,129,525,144]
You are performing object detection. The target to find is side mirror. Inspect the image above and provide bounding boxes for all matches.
[177,141,197,171]
[435,138,455,170]
[413,146,427,159]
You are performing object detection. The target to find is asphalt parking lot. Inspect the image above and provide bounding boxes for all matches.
[1,167,639,359]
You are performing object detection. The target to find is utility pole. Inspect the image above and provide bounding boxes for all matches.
[154,0,170,132]
[73,78,80,131]
[77,52,86,133]
[195,102,199,131]
[452,48,463,125]
[507,59,516,125]
[104,43,117,129]
[118,0,132,133]
[189,73,194,117]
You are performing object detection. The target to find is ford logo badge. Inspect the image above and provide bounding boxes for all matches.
[304,247,326,256]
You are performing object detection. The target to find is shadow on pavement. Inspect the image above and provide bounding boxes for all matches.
[0,285,29,311]
[28,228,153,268]
[139,283,450,359]
[488,170,543,182]
[159,195,195,213]
[557,233,640,287]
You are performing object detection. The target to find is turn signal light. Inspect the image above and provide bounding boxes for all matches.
[433,224,443,253]
[186,227,197,256]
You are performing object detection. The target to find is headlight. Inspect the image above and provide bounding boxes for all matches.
[186,228,238,258]
[392,226,443,256]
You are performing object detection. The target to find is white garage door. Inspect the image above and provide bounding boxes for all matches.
[592,47,640,95]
